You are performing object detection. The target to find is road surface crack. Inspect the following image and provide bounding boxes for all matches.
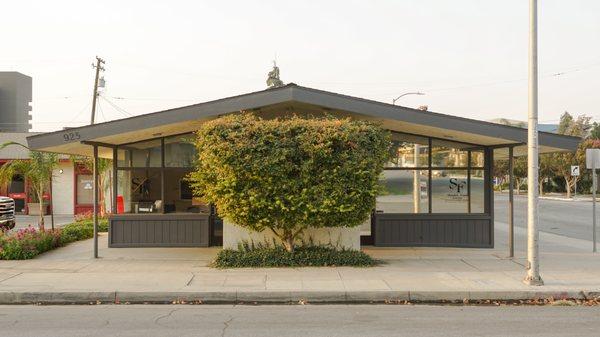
[221,316,234,337]
[186,273,196,286]
[154,308,181,327]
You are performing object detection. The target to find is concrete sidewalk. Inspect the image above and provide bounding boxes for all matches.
[0,221,598,304]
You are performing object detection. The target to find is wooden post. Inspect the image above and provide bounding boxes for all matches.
[93,145,99,258]
[112,147,118,214]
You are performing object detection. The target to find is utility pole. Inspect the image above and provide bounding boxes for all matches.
[524,0,543,286]
[90,56,105,125]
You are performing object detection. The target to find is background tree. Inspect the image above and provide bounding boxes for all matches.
[188,113,390,252]
[590,122,600,140]
[551,112,591,198]
[492,158,508,192]
[513,156,528,195]
[0,142,58,230]
[539,154,554,195]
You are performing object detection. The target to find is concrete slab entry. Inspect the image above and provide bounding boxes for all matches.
[222,219,361,250]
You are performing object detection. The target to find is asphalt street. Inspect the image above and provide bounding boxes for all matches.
[494,193,595,241]
[0,304,598,337]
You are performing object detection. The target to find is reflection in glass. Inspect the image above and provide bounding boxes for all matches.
[165,134,197,167]
[470,169,485,213]
[386,133,429,168]
[471,150,485,167]
[431,139,470,167]
[117,169,162,213]
[431,170,468,213]
[76,174,93,204]
[376,170,428,213]
[118,139,162,168]
[163,168,208,213]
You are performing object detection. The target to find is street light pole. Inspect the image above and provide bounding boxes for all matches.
[392,92,425,105]
[524,0,543,286]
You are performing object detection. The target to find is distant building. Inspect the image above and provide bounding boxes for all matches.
[488,118,558,133]
[0,72,32,132]
[0,132,88,215]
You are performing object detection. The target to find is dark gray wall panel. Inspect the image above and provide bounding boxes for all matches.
[374,214,493,248]
[109,214,210,247]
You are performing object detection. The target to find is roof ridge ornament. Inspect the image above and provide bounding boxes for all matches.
[266,61,284,88]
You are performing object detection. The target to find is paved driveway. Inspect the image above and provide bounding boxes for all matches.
[14,214,74,230]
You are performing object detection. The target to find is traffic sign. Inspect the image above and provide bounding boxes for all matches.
[586,149,600,169]
[571,165,580,176]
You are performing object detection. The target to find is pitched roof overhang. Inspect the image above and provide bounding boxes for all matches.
[27,84,580,158]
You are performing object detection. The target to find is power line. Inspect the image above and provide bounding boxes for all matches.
[99,95,133,118]
[109,96,199,102]
[97,99,107,122]
[67,101,92,124]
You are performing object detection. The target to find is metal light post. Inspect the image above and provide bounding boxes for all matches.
[392,92,425,105]
[524,0,543,286]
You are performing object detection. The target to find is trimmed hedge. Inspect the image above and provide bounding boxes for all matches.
[0,218,109,260]
[213,243,378,268]
[188,113,390,252]
[60,219,108,244]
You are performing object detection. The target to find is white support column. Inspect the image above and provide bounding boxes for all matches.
[524,0,543,286]
[508,146,515,258]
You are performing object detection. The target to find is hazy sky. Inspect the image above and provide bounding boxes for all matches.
[2,0,599,132]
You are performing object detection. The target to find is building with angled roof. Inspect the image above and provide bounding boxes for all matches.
[27,84,580,250]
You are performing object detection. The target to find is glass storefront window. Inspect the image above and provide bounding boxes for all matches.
[118,139,162,168]
[470,169,485,213]
[116,148,131,167]
[470,150,485,168]
[431,140,469,167]
[386,133,429,168]
[431,170,468,213]
[111,133,488,216]
[76,174,93,204]
[376,170,428,213]
[164,134,197,167]
[117,169,162,213]
[163,168,208,213]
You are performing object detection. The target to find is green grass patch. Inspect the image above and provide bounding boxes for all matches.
[213,242,378,268]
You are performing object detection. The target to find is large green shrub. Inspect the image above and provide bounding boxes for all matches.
[188,113,390,252]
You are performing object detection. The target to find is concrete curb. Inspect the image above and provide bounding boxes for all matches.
[0,290,598,304]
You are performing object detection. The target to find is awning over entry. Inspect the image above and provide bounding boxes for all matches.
[27,84,579,157]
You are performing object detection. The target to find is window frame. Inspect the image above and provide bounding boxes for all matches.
[380,132,489,215]
[115,132,198,214]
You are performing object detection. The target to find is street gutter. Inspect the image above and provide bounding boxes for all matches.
[0,290,598,305]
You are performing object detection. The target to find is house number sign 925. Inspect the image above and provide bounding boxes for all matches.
[62,131,81,142]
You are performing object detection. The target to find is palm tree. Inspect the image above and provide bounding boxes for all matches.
[0,142,59,230]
